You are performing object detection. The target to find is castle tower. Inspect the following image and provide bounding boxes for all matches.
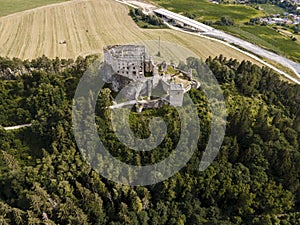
[169,83,184,107]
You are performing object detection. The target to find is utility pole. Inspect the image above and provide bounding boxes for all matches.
[157,36,161,57]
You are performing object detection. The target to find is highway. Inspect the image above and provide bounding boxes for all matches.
[153,8,214,32]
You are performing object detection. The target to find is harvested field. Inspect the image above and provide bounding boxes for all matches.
[0,0,260,64]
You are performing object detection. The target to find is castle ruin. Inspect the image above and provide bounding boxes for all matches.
[102,45,200,111]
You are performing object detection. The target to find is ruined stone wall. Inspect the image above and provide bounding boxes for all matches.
[104,45,146,81]
[114,58,144,80]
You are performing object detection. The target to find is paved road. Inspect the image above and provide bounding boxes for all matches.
[115,0,138,9]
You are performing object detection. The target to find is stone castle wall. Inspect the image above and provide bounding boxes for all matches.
[104,45,147,80]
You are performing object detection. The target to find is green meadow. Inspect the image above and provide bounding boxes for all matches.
[152,0,300,62]
[259,3,285,15]
[219,25,300,62]
[152,0,264,22]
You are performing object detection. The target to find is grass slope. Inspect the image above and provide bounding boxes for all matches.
[259,4,285,15]
[0,0,69,17]
[152,0,264,22]
[152,0,300,62]
[219,25,300,62]
[0,0,260,65]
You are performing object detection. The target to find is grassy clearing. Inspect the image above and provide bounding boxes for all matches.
[0,0,69,17]
[151,0,264,22]
[263,58,299,82]
[258,4,285,15]
[0,0,262,65]
[218,25,300,62]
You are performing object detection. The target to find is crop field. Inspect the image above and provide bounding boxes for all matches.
[0,0,261,64]
[151,0,264,22]
[0,0,69,17]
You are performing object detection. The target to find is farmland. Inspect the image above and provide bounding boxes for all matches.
[0,0,69,17]
[0,0,260,64]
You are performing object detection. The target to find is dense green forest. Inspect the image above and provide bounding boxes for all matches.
[0,54,299,224]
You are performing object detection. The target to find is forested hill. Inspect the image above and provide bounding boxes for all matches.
[0,55,299,224]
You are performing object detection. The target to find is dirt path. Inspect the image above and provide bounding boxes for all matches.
[3,124,32,131]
